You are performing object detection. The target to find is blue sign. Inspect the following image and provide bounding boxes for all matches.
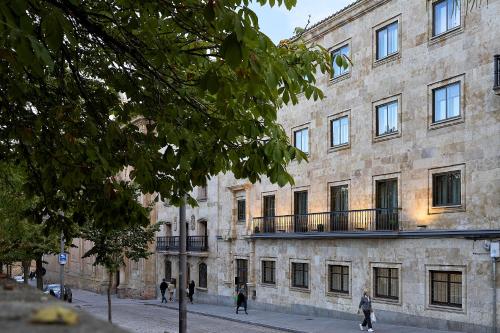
[58,253,67,265]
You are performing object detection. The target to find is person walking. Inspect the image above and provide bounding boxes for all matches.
[188,280,195,304]
[235,287,248,314]
[358,288,374,332]
[168,279,175,302]
[159,279,168,303]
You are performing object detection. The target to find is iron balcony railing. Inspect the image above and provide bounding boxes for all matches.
[252,208,402,234]
[156,236,208,252]
[495,55,500,90]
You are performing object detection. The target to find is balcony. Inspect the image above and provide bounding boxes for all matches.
[495,55,500,94]
[156,236,208,252]
[252,209,402,235]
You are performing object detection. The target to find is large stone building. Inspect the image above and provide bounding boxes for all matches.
[156,0,500,332]
[46,0,500,331]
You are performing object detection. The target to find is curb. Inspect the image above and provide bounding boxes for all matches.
[144,302,306,333]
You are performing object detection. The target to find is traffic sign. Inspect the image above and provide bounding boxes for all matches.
[58,253,67,265]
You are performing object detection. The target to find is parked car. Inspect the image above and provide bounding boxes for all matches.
[43,284,73,302]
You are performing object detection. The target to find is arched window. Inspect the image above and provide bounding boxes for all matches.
[199,263,207,289]
[165,260,172,282]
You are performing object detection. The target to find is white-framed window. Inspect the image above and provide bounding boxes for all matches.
[433,82,460,123]
[331,116,349,147]
[294,128,309,154]
[376,101,398,136]
[376,22,398,60]
[331,44,350,78]
[433,0,460,36]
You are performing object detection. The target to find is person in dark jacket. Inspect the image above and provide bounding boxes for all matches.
[358,289,374,332]
[236,288,248,314]
[188,280,195,304]
[160,279,168,303]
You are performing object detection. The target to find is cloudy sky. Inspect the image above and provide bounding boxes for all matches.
[250,0,356,43]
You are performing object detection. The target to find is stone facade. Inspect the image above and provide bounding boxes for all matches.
[157,0,500,332]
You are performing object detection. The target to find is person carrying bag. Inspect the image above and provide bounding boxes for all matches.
[358,288,375,332]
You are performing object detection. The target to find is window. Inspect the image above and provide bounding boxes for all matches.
[431,271,462,307]
[293,191,308,232]
[374,267,399,300]
[433,82,460,123]
[331,44,350,78]
[376,22,398,60]
[376,101,398,136]
[328,265,349,294]
[433,171,461,206]
[291,262,309,289]
[199,263,207,288]
[294,128,308,153]
[331,116,349,147]
[237,199,246,222]
[262,261,275,285]
[263,195,275,217]
[165,260,172,282]
[330,185,348,231]
[236,259,248,285]
[198,186,207,200]
[433,0,460,36]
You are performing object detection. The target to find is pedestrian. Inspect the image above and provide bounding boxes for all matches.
[358,288,374,332]
[160,278,168,303]
[236,288,248,314]
[168,279,175,301]
[188,280,195,303]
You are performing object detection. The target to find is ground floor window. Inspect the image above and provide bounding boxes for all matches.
[236,259,248,285]
[198,263,207,289]
[291,262,309,289]
[374,267,399,300]
[262,260,275,284]
[165,260,172,282]
[328,265,349,293]
[430,271,462,307]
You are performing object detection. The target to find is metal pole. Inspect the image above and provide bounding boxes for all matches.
[493,259,497,333]
[59,231,64,300]
[179,196,187,333]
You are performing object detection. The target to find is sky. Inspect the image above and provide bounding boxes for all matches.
[250,0,357,43]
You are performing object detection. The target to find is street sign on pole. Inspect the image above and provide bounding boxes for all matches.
[58,253,67,265]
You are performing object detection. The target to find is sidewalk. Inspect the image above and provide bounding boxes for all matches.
[142,297,461,333]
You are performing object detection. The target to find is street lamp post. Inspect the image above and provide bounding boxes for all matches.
[179,197,187,333]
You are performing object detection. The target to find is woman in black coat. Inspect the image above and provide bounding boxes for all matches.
[188,280,195,304]
[236,288,248,314]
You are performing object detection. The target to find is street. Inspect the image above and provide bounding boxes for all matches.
[71,289,462,333]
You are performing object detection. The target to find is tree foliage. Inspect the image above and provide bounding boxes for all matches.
[0,0,340,232]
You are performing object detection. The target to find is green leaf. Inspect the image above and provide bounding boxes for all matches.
[221,33,242,68]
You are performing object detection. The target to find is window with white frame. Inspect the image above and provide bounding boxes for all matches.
[376,22,398,60]
[331,44,350,78]
[331,116,349,147]
[376,101,398,136]
[294,128,309,153]
[433,82,460,123]
[433,0,460,36]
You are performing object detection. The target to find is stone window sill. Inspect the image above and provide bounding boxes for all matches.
[329,72,351,85]
[426,304,465,314]
[328,143,350,153]
[428,204,465,215]
[373,131,401,143]
[373,52,400,68]
[429,116,464,130]
[373,297,401,306]
[428,26,463,46]
[326,291,351,299]
[196,287,208,292]
[289,286,310,294]
[259,283,277,289]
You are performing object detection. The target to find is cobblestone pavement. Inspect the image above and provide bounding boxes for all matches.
[72,289,461,333]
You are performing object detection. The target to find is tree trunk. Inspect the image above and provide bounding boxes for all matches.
[0,262,3,274]
[35,257,43,290]
[22,260,30,284]
[107,270,113,323]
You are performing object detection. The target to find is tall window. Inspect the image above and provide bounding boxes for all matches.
[199,263,207,288]
[433,0,460,36]
[331,44,350,78]
[331,116,349,147]
[263,195,275,217]
[374,267,399,300]
[376,101,398,136]
[236,259,248,285]
[294,128,309,153]
[198,186,207,200]
[237,199,246,222]
[330,185,349,231]
[165,260,172,282]
[291,262,309,288]
[431,271,462,307]
[433,82,460,123]
[262,261,276,284]
[328,265,349,293]
[433,171,461,206]
[376,22,398,60]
